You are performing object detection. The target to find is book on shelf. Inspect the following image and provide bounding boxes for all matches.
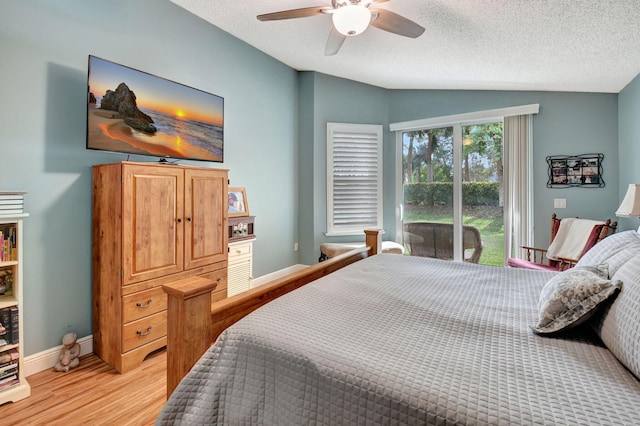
[0,192,25,216]
[0,374,17,387]
[0,361,18,374]
[0,364,17,380]
[0,268,13,295]
[0,378,19,391]
[0,204,23,213]
[0,226,17,262]
[9,307,18,344]
[0,309,9,342]
[0,309,9,340]
[0,349,19,364]
[0,372,17,382]
[0,199,23,206]
[0,374,18,390]
[0,192,25,201]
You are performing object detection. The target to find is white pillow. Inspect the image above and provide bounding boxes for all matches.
[576,230,640,276]
[592,253,640,380]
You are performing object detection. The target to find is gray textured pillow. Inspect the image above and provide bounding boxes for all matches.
[531,264,622,335]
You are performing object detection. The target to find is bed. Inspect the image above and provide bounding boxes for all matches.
[157,229,640,425]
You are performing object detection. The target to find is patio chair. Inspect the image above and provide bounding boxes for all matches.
[403,222,484,263]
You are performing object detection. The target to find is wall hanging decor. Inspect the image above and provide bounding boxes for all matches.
[546,153,604,188]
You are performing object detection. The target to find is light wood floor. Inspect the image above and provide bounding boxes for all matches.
[0,350,166,425]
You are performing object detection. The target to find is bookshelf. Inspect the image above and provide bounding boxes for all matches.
[0,208,30,404]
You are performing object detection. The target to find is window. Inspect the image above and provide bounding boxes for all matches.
[391,104,539,264]
[326,122,383,236]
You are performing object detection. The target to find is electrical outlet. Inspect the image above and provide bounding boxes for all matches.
[294,243,299,252]
[554,198,566,209]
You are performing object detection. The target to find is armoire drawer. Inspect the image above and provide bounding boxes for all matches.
[122,310,167,353]
[122,286,167,323]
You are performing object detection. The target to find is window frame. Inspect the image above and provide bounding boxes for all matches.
[326,122,383,236]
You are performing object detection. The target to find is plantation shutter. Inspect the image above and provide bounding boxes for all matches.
[326,122,383,236]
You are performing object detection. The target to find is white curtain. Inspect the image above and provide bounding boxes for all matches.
[503,114,533,263]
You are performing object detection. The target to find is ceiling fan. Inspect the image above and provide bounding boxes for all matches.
[257,0,425,56]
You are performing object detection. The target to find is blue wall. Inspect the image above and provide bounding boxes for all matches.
[300,83,621,262]
[618,74,640,231]
[1,1,637,357]
[1,0,299,355]
[297,73,389,265]
[387,90,620,245]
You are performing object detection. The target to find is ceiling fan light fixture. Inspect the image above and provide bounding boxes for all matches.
[332,5,371,36]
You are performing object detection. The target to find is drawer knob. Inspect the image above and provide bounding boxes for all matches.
[136,298,153,309]
[136,326,153,337]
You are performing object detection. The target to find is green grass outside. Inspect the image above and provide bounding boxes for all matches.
[403,205,505,266]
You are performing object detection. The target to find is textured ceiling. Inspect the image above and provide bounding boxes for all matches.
[170,0,640,93]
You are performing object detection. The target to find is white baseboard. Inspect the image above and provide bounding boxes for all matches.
[251,264,309,288]
[24,335,93,377]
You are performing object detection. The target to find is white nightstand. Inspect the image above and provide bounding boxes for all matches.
[228,238,255,297]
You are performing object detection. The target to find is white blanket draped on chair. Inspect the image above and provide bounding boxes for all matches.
[545,218,603,261]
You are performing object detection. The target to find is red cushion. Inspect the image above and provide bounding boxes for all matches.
[579,224,604,258]
[506,257,560,271]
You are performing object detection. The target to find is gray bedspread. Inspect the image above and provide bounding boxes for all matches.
[157,254,640,425]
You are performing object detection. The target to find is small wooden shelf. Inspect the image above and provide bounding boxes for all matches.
[0,343,19,352]
[0,214,30,404]
[0,296,18,310]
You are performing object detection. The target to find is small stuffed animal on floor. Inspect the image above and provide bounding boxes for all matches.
[54,332,81,373]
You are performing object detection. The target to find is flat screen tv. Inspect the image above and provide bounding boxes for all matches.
[86,55,224,162]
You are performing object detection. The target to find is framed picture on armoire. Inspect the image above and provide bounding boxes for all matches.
[228,187,249,217]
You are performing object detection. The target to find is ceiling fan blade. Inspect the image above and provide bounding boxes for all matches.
[325,26,347,56]
[370,0,391,3]
[370,9,425,38]
[257,6,331,21]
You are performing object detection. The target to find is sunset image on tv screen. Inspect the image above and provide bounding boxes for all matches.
[87,56,224,162]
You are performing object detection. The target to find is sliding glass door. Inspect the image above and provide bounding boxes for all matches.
[401,122,504,266]
[401,127,455,259]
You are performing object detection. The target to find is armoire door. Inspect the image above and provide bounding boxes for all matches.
[183,168,228,270]
[122,164,184,284]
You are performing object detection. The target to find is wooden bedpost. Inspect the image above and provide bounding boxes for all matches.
[364,228,382,255]
[161,230,383,399]
[162,276,217,398]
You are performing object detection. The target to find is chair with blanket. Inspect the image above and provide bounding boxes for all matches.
[507,213,617,271]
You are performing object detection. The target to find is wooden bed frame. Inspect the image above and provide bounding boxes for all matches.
[162,229,383,397]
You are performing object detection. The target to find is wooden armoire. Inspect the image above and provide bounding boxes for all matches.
[92,162,228,373]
